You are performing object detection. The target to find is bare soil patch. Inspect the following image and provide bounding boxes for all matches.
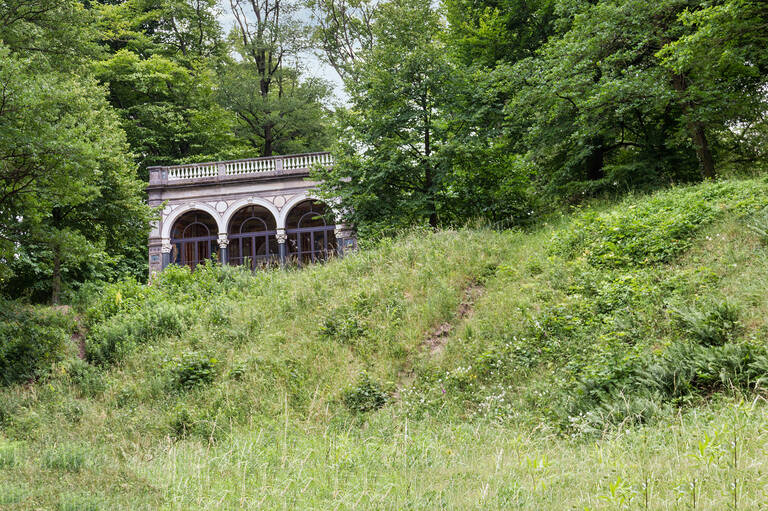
[424,281,484,356]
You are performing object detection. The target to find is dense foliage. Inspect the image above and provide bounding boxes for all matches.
[317,0,768,233]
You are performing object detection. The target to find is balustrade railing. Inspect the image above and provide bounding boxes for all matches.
[169,163,218,180]
[150,152,334,183]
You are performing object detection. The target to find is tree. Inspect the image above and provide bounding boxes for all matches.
[95,0,245,174]
[306,0,377,81]
[500,0,740,200]
[443,0,558,68]
[94,49,245,176]
[226,0,332,157]
[317,0,455,232]
[658,0,768,172]
[217,61,333,155]
[0,48,152,302]
[0,0,100,66]
[96,0,225,62]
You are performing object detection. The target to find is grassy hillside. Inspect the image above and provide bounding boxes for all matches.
[2,179,768,509]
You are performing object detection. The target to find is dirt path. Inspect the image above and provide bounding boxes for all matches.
[394,280,486,399]
[423,281,484,356]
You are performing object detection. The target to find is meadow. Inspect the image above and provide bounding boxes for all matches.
[2,179,768,510]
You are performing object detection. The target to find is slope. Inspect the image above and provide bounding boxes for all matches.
[1,179,768,509]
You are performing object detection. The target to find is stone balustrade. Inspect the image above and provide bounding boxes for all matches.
[148,151,334,185]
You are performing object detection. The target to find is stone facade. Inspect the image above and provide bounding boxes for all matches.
[147,152,355,276]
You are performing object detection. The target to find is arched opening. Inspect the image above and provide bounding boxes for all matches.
[228,205,279,269]
[170,210,219,270]
[285,200,338,265]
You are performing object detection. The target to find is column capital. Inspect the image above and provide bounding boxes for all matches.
[217,233,230,248]
[276,228,287,244]
[335,225,353,239]
[161,240,172,254]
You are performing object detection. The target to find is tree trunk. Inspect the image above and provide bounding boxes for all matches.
[671,73,716,179]
[688,120,715,179]
[51,244,61,305]
[585,136,606,181]
[424,112,437,229]
[264,124,273,157]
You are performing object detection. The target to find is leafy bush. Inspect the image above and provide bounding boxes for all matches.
[0,299,72,385]
[63,358,106,397]
[227,363,247,381]
[167,352,218,391]
[320,307,366,344]
[560,340,768,434]
[553,181,768,268]
[77,278,155,326]
[168,402,220,440]
[673,300,741,346]
[86,301,185,366]
[153,260,259,299]
[341,372,389,414]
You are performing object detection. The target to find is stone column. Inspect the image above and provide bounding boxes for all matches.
[161,239,172,270]
[276,228,287,266]
[217,233,229,265]
[334,224,355,257]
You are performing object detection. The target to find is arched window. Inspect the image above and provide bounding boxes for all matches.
[228,205,279,269]
[285,200,338,265]
[170,211,219,270]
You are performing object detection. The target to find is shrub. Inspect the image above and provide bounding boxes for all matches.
[227,363,247,381]
[169,403,195,438]
[553,181,768,268]
[86,301,185,366]
[0,299,72,385]
[167,352,218,391]
[673,300,741,347]
[559,340,768,434]
[320,306,366,344]
[341,372,389,414]
[77,277,155,326]
[168,403,220,440]
[63,359,106,397]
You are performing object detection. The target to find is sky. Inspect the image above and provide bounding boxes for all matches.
[217,3,347,104]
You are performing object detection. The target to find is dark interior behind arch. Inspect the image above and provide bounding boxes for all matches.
[285,200,338,264]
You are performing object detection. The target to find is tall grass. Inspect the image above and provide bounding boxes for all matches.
[2,179,768,509]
